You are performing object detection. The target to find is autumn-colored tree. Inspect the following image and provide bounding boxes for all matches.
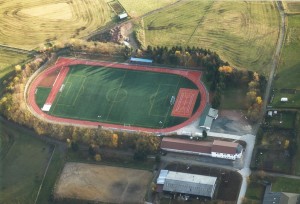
[111,133,118,148]
[218,65,233,74]
[256,96,262,105]
[15,65,22,72]
[94,154,101,161]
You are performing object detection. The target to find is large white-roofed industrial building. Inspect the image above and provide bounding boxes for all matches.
[157,170,217,198]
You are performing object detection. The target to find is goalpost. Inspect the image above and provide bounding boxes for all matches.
[170,95,176,105]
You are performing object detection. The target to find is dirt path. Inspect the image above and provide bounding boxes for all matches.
[258,1,286,133]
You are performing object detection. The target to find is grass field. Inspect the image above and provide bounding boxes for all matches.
[272,15,300,108]
[272,177,300,193]
[0,49,29,78]
[142,1,279,73]
[245,182,265,203]
[220,87,247,110]
[118,0,178,17]
[285,1,300,13]
[54,162,152,203]
[0,117,53,204]
[37,64,200,129]
[0,0,112,50]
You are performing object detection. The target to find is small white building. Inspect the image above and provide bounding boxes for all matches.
[118,13,128,20]
[281,97,288,102]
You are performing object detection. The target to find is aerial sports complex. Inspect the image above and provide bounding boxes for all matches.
[28,57,208,133]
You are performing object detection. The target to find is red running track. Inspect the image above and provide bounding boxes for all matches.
[28,57,208,133]
[171,88,199,118]
[44,66,69,105]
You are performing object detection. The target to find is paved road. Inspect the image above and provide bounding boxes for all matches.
[237,134,256,204]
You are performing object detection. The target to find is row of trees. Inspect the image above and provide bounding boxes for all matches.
[140,45,228,70]
[39,38,127,56]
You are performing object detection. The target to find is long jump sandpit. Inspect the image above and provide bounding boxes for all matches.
[54,162,153,203]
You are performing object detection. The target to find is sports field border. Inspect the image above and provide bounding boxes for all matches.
[28,57,208,133]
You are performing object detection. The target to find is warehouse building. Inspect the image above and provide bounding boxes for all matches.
[157,170,217,198]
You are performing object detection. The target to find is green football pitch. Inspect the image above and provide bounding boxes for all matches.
[36,65,200,128]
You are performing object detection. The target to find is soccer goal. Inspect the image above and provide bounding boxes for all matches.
[170,96,176,105]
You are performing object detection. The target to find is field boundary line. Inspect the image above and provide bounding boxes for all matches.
[72,77,86,106]
[148,84,161,116]
[148,78,180,119]
[161,78,182,127]
[34,145,56,204]
[186,1,214,45]
[106,71,127,120]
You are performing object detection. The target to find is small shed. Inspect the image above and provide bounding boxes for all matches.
[118,13,128,20]
[281,97,288,102]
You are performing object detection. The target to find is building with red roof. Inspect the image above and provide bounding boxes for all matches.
[161,137,243,160]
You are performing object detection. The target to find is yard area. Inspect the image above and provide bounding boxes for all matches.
[0,117,54,204]
[272,177,300,193]
[244,181,265,204]
[272,15,300,108]
[220,87,247,110]
[252,111,299,174]
[141,0,279,73]
[54,162,153,203]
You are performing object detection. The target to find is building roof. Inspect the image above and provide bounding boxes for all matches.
[199,105,210,126]
[42,104,51,112]
[263,185,300,204]
[166,171,216,185]
[263,185,281,204]
[130,57,153,63]
[201,116,214,130]
[208,108,218,118]
[157,170,168,184]
[163,171,217,197]
[161,137,212,154]
[211,140,239,154]
[118,13,128,19]
[199,105,218,129]
[280,193,300,204]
